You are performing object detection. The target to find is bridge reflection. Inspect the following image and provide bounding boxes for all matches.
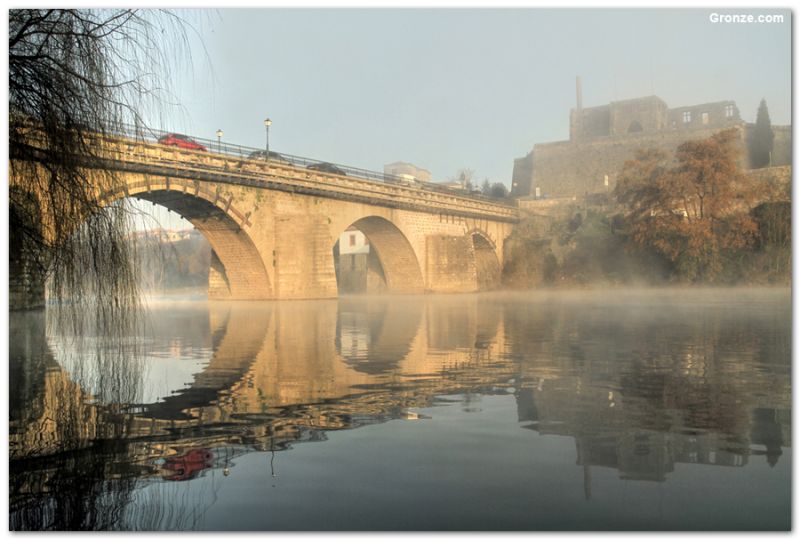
[9,291,791,529]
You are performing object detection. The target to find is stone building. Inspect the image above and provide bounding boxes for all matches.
[512,83,792,200]
[383,161,432,182]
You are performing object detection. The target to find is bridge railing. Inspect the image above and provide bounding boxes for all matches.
[109,123,516,207]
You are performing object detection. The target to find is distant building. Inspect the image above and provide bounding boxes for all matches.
[335,227,386,294]
[339,227,369,255]
[511,79,792,199]
[383,161,432,182]
[438,180,468,191]
[132,228,200,243]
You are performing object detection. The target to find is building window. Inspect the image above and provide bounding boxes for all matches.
[725,104,734,118]
[701,112,709,125]
[682,111,692,124]
[349,234,356,247]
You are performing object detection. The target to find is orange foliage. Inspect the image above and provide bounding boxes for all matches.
[614,129,758,281]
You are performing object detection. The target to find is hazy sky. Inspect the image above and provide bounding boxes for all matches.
[145,7,791,229]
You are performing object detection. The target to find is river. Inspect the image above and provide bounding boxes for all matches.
[8,288,791,531]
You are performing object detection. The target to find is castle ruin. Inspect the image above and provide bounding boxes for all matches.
[511,78,792,200]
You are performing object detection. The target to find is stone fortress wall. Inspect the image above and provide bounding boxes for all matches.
[512,85,792,200]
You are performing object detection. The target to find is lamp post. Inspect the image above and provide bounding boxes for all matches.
[216,129,223,153]
[263,118,272,162]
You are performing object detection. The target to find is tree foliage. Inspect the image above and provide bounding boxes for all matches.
[749,98,774,169]
[481,181,509,199]
[614,129,758,281]
[9,9,191,324]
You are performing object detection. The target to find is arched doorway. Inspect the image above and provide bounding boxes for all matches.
[627,120,643,133]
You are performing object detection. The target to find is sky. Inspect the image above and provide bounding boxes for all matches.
[140,7,791,230]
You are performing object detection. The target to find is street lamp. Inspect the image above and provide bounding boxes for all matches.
[263,118,272,162]
[216,129,223,153]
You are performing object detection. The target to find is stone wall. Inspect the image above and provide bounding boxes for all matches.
[746,165,792,203]
[516,94,789,201]
[424,235,477,293]
[9,249,46,310]
[9,222,46,310]
[610,96,669,135]
[770,125,792,167]
[208,250,232,299]
[667,101,741,132]
[10,139,517,303]
[514,122,791,200]
[527,125,748,199]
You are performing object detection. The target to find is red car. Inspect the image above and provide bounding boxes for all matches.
[162,449,214,481]
[158,133,207,152]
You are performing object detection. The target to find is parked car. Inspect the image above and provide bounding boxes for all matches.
[248,150,291,164]
[307,162,347,176]
[158,133,207,152]
[162,449,214,481]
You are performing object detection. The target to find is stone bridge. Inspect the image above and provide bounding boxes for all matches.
[11,131,520,303]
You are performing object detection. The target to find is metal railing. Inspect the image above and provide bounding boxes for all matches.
[106,123,516,207]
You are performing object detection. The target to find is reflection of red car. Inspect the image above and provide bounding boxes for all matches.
[163,449,214,481]
[158,133,207,152]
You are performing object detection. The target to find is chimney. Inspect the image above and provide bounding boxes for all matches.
[576,76,583,111]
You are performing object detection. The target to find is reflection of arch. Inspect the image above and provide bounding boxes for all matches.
[117,185,271,300]
[335,216,424,294]
[627,120,643,133]
[335,298,423,374]
[470,230,501,290]
[143,304,272,419]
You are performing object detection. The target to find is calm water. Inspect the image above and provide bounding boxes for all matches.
[9,289,791,531]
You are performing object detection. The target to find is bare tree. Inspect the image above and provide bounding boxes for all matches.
[9,9,193,329]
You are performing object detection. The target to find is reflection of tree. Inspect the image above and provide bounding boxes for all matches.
[10,310,147,530]
[10,292,791,528]
[507,290,791,487]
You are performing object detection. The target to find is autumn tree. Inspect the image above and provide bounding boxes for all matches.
[749,99,774,169]
[614,129,758,281]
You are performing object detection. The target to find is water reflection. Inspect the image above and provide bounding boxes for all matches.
[8,289,791,530]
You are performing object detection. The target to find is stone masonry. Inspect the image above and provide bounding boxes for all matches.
[512,92,792,199]
[10,133,518,306]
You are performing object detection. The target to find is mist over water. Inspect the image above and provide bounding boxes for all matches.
[9,288,791,531]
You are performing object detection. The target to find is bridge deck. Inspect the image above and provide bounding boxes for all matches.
[96,135,520,223]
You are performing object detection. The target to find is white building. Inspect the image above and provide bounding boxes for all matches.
[383,161,432,183]
[339,227,370,255]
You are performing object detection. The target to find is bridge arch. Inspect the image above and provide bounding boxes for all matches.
[468,229,501,290]
[105,182,272,300]
[332,216,424,295]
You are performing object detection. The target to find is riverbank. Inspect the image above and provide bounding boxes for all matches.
[502,207,791,289]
